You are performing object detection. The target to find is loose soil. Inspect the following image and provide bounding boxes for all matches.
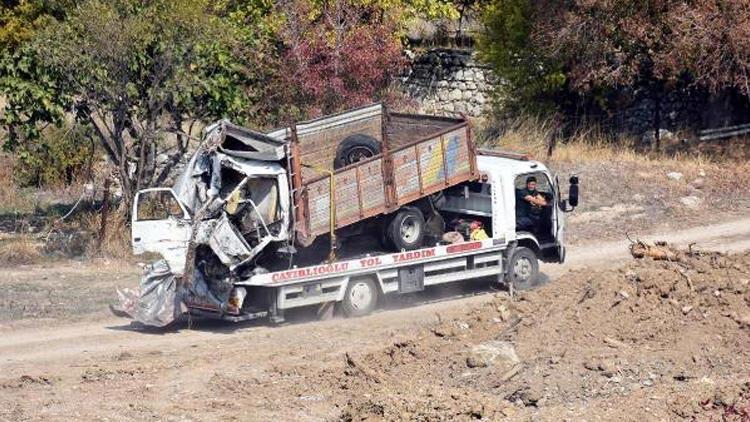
[1,223,749,421]
[0,260,139,330]
[338,248,750,421]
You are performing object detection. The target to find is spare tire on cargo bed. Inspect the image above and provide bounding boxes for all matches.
[333,134,381,169]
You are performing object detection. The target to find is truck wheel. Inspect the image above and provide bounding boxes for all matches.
[507,247,539,290]
[333,134,381,169]
[341,278,379,317]
[387,207,425,251]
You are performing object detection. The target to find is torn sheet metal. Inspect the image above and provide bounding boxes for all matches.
[172,149,290,218]
[219,121,287,161]
[114,260,185,327]
[173,151,213,214]
[208,213,253,267]
[194,219,217,245]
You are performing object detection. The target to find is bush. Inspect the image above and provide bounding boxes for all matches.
[0,236,42,265]
[0,153,33,213]
[276,0,407,119]
[14,122,92,187]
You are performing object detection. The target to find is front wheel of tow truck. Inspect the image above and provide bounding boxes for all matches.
[341,278,379,317]
[507,247,539,291]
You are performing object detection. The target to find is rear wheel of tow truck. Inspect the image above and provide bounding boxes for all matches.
[387,207,425,251]
[341,278,379,317]
[507,247,539,291]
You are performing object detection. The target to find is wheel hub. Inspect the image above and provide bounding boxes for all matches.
[347,147,374,164]
[349,282,373,310]
[514,257,533,281]
[399,216,419,242]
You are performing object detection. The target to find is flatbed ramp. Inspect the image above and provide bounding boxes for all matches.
[233,238,506,313]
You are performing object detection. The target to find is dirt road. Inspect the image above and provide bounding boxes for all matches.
[543,215,750,277]
[2,216,750,421]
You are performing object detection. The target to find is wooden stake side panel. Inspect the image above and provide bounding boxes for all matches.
[358,159,386,217]
[333,168,360,227]
[306,178,331,236]
[392,147,420,201]
[417,138,444,191]
[306,159,386,237]
[302,125,474,239]
[443,128,472,181]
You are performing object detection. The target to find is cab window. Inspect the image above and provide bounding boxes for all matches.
[137,191,185,221]
[514,172,552,194]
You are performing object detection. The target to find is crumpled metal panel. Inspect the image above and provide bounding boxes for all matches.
[208,213,252,267]
[115,260,184,327]
[219,121,287,161]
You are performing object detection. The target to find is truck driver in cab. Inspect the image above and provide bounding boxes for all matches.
[516,176,548,232]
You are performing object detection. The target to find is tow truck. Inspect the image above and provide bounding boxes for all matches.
[123,104,579,325]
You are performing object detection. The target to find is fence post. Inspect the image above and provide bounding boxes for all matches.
[97,177,111,253]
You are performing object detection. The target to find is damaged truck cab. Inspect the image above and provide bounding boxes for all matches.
[132,123,292,276]
[126,104,579,325]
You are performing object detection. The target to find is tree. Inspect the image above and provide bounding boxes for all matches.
[539,1,680,91]
[666,0,750,96]
[1,0,254,211]
[542,1,684,143]
[0,0,77,147]
[276,0,407,118]
[477,0,565,113]
[479,0,698,143]
[0,0,74,51]
[345,0,459,23]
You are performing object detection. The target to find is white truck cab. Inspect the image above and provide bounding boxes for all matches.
[477,153,568,262]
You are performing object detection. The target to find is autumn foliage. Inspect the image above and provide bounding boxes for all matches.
[277,0,407,118]
[481,0,750,114]
[666,0,750,95]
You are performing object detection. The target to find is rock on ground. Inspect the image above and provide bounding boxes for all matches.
[466,340,519,369]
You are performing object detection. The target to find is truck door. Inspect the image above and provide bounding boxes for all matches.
[131,188,192,273]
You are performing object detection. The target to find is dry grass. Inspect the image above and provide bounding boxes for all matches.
[0,235,42,266]
[0,154,34,214]
[80,206,132,259]
[478,116,750,178]
[0,207,133,266]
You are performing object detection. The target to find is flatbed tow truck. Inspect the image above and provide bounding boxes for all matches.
[122,105,579,325]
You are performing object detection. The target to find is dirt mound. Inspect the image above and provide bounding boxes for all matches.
[337,248,750,420]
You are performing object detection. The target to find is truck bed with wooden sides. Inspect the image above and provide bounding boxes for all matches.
[269,104,478,245]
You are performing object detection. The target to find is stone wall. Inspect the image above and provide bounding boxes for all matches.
[611,87,750,139]
[400,48,492,117]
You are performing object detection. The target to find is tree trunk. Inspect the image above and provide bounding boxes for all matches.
[653,87,662,152]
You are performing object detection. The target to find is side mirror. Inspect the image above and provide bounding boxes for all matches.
[568,175,579,208]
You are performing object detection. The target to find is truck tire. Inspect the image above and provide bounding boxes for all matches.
[333,134,381,169]
[387,207,425,251]
[507,247,539,290]
[341,277,379,317]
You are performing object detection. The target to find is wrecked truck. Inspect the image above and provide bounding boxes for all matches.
[119,104,579,326]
